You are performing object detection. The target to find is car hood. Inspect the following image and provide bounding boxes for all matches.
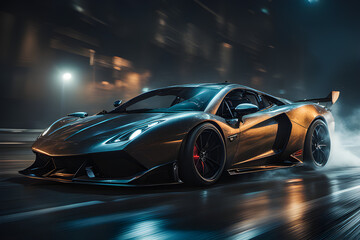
[40,112,176,143]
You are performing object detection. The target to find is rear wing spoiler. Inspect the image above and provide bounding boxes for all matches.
[296,91,340,108]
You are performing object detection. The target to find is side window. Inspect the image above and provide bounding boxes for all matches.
[216,101,234,119]
[216,89,260,119]
[262,95,284,107]
[243,91,260,107]
[261,95,271,108]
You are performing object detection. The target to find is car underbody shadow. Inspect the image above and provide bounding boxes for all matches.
[7,165,330,197]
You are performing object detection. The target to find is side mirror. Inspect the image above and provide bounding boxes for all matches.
[234,103,259,116]
[68,112,88,118]
[113,100,122,107]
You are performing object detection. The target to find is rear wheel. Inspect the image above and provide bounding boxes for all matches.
[179,123,226,186]
[304,119,331,169]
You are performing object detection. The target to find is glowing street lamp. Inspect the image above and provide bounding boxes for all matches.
[62,72,72,83]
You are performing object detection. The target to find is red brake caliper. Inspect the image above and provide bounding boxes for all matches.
[193,145,199,162]
[193,145,204,174]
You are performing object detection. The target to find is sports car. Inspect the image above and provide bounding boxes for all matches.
[20,83,339,186]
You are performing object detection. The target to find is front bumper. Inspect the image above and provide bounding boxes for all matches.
[19,151,180,186]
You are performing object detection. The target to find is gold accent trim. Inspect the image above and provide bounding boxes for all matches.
[233,150,276,166]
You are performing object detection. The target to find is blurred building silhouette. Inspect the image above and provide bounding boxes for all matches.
[0,0,334,128]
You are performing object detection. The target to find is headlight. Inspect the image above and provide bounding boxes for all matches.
[128,129,142,140]
[108,120,164,143]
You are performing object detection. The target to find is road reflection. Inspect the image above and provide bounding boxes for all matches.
[285,180,308,238]
[92,172,333,239]
[2,152,360,239]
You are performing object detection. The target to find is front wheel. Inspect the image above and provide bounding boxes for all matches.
[179,123,226,186]
[304,119,331,169]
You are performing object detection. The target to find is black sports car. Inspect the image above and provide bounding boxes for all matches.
[20,83,339,186]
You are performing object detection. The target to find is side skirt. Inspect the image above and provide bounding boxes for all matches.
[227,163,302,175]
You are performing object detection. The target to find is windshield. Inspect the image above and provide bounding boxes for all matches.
[111,87,219,113]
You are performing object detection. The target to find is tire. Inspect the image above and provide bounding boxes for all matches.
[179,123,226,186]
[303,119,331,169]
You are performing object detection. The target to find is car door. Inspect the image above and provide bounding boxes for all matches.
[231,90,279,168]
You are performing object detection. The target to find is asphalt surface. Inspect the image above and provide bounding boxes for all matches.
[1,132,360,239]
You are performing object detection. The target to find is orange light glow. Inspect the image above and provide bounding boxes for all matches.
[286,178,303,183]
[223,43,232,48]
[285,183,308,237]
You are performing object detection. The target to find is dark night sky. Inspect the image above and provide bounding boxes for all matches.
[254,0,360,118]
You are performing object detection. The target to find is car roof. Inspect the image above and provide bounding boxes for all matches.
[152,82,289,105]
[166,82,251,90]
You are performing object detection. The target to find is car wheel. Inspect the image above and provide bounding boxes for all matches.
[179,123,226,186]
[304,119,331,169]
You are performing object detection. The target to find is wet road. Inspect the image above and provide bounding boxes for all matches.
[1,137,360,239]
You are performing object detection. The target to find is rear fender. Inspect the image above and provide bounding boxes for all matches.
[286,104,328,129]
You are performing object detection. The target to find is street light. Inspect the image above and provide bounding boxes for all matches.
[62,72,72,83]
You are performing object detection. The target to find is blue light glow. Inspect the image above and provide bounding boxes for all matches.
[261,8,269,15]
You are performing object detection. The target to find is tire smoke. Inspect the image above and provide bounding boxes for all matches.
[325,105,360,168]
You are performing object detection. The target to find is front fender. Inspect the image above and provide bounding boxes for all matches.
[123,112,208,169]
[124,112,240,169]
